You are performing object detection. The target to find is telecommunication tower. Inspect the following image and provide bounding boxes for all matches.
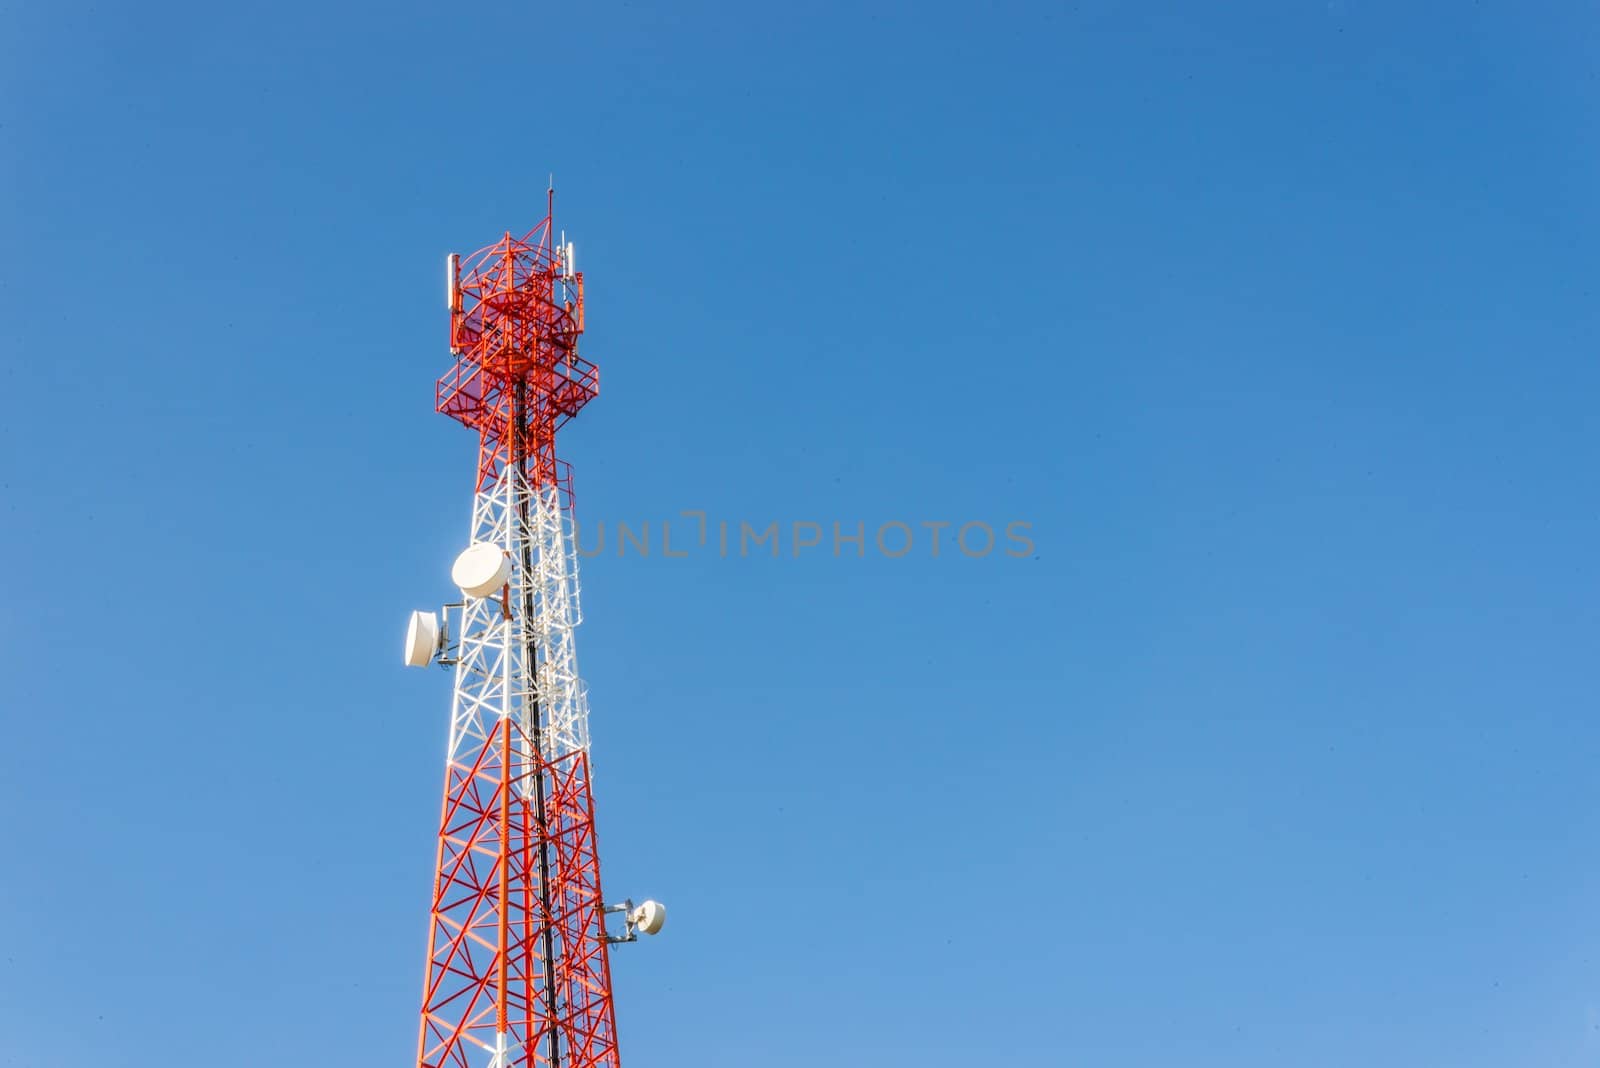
[403,190,664,1068]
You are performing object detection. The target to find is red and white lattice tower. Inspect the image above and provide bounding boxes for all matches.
[403,190,663,1068]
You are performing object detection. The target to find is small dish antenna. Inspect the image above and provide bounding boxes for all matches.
[604,897,667,943]
[404,610,442,667]
[629,900,667,936]
[452,543,511,598]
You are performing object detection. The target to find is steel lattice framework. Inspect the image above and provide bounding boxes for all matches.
[417,194,619,1068]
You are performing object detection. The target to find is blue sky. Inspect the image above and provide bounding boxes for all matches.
[2,2,1599,1065]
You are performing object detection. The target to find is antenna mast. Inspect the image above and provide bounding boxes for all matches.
[405,193,663,1068]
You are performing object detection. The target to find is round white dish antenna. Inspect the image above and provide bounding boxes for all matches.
[452,543,511,598]
[629,900,666,936]
[403,610,440,667]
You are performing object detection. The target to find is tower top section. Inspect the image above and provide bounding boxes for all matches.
[437,190,598,494]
